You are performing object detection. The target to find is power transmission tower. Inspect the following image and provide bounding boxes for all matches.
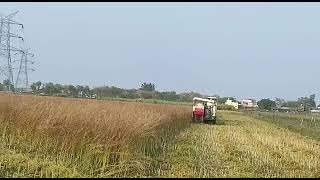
[14,49,35,91]
[0,11,24,92]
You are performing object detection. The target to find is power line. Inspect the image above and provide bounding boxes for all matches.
[0,11,34,92]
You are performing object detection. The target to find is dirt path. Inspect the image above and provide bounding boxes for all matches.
[158,111,320,178]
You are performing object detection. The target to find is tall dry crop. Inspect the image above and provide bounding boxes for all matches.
[0,93,191,177]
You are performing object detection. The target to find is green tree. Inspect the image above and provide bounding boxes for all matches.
[298,94,316,111]
[76,85,84,97]
[159,91,179,101]
[34,81,42,91]
[218,97,235,104]
[257,99,276,111]
[68,85,77,97]
[178,92,204,102]
[54,84,63,93]
[2,79,14,91]
[275,98,285,108]
[309,94,316,108]
[43,82,56,95]
[30,84,37,92]
[30,81,42,93]
[140,82,155,91]
[110,86,123,97]
[282,101,300,108]
[83,85,90,95]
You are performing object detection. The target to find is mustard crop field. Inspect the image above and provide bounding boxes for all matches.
[0,93,319,178]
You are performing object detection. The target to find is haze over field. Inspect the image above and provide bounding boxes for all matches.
[1,2,320,103]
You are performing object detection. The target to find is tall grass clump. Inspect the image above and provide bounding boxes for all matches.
[0,93,191,177]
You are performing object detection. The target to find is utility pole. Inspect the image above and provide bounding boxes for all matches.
[0,11,24,92]
[14,49,35,91]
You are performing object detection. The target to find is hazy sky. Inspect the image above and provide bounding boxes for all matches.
[1,2,320,103]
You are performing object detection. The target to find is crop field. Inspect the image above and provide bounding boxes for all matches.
[243,111,320,141]
[0,93,190,177]
[0,93,320,178]
[159,111,320,178]
[100,97,192,106]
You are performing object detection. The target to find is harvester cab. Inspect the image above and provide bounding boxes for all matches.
[192,97,217,124]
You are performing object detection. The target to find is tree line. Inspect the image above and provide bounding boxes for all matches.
[0,80,14,91]
[20,81,207,102]
[2,80,317,111]
[257,94,318,112]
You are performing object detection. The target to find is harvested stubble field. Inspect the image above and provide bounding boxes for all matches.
[0,93,320,178]
[159,111,320,178]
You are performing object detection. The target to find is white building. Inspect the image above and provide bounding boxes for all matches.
[311,109,320,114]
[241,99,258,108]
[225,98,239,110]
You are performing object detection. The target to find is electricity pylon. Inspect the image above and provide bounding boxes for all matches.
[0,11,24,92]
[14,48,35,91]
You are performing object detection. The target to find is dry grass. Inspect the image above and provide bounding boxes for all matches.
[160,111,320,178]
[244,111,320,141]
[0,92,191,177]
[2,93,320,178]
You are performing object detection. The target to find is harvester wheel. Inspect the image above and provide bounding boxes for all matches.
[212,117,217,125]
[205,120,211,125]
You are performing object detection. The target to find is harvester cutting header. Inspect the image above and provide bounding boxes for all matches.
[192,96,217,124]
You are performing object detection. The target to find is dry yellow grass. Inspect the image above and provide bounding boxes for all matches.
[0,92,190,177]
[0,93,189,145]
[1,93,320,178]
[160,111,320,178]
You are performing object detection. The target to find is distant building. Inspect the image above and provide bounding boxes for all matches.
[272,104,305,113]
[311,109,320,114]
[16,88,33,94]
[278,107,294,113]
[225,98,239,110]
[241,99,258,108]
